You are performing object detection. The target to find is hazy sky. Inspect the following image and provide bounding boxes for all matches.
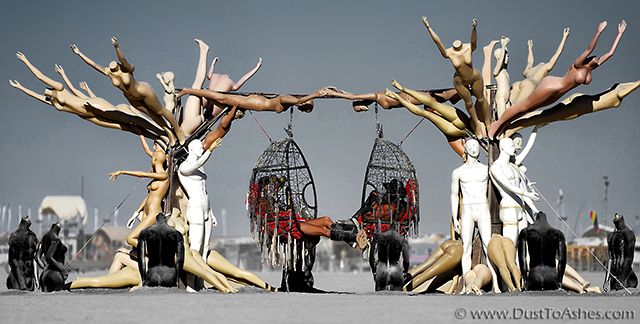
[1,0,639,238]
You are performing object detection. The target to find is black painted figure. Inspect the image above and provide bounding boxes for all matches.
[369,224,410,291]
[605,213,638,291]
[39,224,68,292]
[137,213,184,287]
[6,216,38,290]
[36,223,61,270]
[517,212,566,291]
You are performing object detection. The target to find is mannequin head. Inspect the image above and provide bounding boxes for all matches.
[188,139,204,157]
[452,40,462,50]
[464,138,480,159]
[511,133,523,150]
[109,61,120,72]
[499,138,516,157]
[160,71,175,85]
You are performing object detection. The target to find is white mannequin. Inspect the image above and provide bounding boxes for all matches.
[493,37,510,119]
[156,71,175,113]
[489,138,540,244]
[451,139,499,292]
[178,138,221,257]
[511,125,543,229]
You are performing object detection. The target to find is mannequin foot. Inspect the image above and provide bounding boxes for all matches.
[195,39,209,53]
[390,79,404,91]
[472,285,483,295]
[581,281,590,290]
[384,89,400,101]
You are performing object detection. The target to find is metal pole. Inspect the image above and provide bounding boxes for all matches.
[603,176,609,227]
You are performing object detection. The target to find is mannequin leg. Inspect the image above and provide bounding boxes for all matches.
[563,263,589,290]
[206,250,276,291]
[70,267,140,289]
[469,264,492,295]
[503,237,521,290]
[408,241,462,289]
[183,250,236,293]
[477,216,500,292]
[488,236,517,292]
[108,249,138,274]
[182,40,210,136]
[460,212,474,279]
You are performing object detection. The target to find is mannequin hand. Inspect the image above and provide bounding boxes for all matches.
[527,214,534,225]
[70,44,80,54]
[618,20,627,34]
[524,191,540,202]
[527,39,533,49]
[111,37,119,47]
[422,17,430,28]
[212,57,219,66]
[9,80,21,88]
[108,171,122,181]
[528,181,537,190]
[208,137,222,151]
[127,212,140,229]
[472,19,477,28]
[55,64,64,75]
[79,81,88,91]
[156,73,162,80]
[256,57,263,66]
[501,36,510,46]
[597,21,607,34]
[16,51,27,62]
[563,27,570,38]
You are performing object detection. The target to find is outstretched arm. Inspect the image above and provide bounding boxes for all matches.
[16,52,64,90]
[79,81,97,98]
[470,19,478,51]
[111,37,135,73]
[9,80,49,104]
[423,17,448,58]
[232,58,262,91]
[493,37,509,77]
[70,44,108,76]
[545,28,570,72]
[596,20,626,66]
[156,73,173,93]
[574,21,606,67]
[109,170,167,181]
[206,57,219,80]
[514,124,543,166]
[55,65,87,98]
[139,135,154,157]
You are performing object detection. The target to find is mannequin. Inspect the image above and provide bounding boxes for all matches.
[518,212,566,291]
[463,264,492,295]
[6,216,38,290]
[180,39,211,137]
[384,80,470,156]
[605,213,638,291]
[137,213,184,288]
[167,208,276,292]
[490,138,539,244]
[489,21,626,139]
[404,240,462,293]
[178,137,221,256]
[369,224,410,291]
[36,223,61,271]
[510,28,570,106]
[487,234,521,292]
[324,87,460,112]
[109,147,169,248]
[68,267,141,290]
[177,86,333,114]
[450,139,499,292]
[11,53,168,143]
[71,38,185,145]
[504,80,640,137]
[156,71,175,113]
[205,55,262,118]
[493,37,510,118]
[39,224,68,292]
[423,17,490,138]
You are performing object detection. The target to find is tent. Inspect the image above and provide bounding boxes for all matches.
[38,195,87,225]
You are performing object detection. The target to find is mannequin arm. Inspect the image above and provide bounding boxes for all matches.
[156,74,173,93]
[35,242,47,269]
[9,80,49,104]
[46,239,68,280]
[450,169,461,233]
[179,149,212,175]
[470,19,478,52]
[402,239,411,273]
[112,37,135,73]
[423,17,448,58]
[493,37,508,77]
[55,65,88,99]
[16,52,63,90]
[70,44,108,76]
[490,165,539,201]
[175,236,185,287]
[79,81,97,98]
[596,21,626,66]
[523,40,534,75]
[232,58,262,91]
[574,22,605,68]
[556,237,567,287]
[206,57,219,80]
[545,28,570,72]
[109,170,167,181]
[139,135,154,157]
[514,125,541,166]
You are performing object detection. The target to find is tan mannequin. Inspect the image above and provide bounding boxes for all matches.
[177,87,333,113]
[108,148,169,248]
[493,37,510,118]
[487,234,521,292]
[324,87,460,112]
[489,21,626,139]
[180,39,212,137]
[504,80,640,137]
[463,264,492,295]
[10,53,168,143]
[404,240,462,292]
[205,55,262,118]
[510,28,570,106]
[423,17,490,138]
[71,38,185,145]
[69,266,141,290]
[167,208,277,292]
[384,80,471,156]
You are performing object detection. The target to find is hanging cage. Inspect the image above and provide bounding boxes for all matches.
[247,136,318,270]
[358,124,420,239]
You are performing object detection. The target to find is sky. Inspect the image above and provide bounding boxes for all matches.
[1,0,639,239]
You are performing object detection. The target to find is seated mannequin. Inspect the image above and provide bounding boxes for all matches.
[487,234,521,292]
[517,212,566,291]
[605,213,638,291]
[369,224,410,291]
[489,21,626,139]
[463,264,492,295]
[6,216,38,290]
[137,213,184,288]
[39,225,68,292]
[404,240,462,293]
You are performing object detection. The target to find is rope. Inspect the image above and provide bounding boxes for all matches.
[249,110,271,142]
[64,177,145,269]
[400,117,425,145]
[526,175,632,294]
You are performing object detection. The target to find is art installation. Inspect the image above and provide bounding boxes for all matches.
[9,15,636,296]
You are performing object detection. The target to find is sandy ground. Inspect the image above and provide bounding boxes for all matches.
[1,268,638,323]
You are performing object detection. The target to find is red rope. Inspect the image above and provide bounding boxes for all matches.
[400,117,425,145]
[248,110,271,142]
